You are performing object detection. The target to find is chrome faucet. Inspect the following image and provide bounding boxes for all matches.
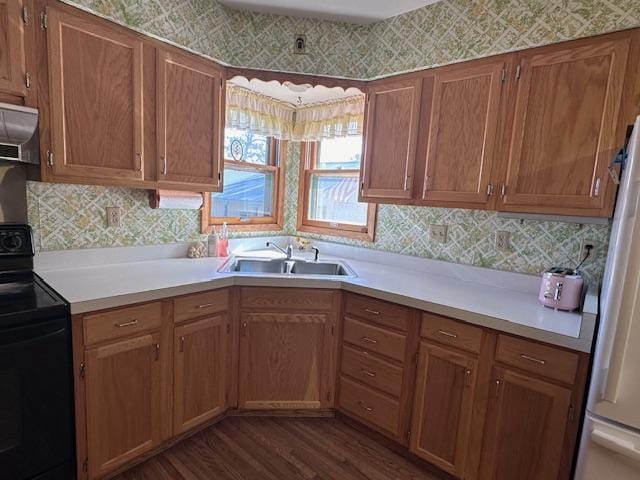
[311,246,320,262]
[266,242,293,259]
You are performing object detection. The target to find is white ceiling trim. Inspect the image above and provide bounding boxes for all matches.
[218,0,441,24]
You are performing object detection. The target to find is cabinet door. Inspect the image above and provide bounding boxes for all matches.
[157,49,224,191]
[0,0,26,97]
[46,7,145,182]
[85,333,165,479]
[500,36,631,216]
[479,367,572,480]
[421,59,504,207]
[174,315,227,434]
[238,312,335,409]
[360,78,422,201]
[410,341,478,477]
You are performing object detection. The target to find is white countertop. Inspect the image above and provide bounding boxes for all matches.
[35,239,598,353]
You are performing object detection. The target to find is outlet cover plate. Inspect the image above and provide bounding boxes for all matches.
[429,224,448,244]
[496,230,511,252]
[106,207,121,228]
[579,239,598,264]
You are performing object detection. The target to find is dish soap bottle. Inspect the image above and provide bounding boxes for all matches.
[217,222,229,257]
[208,226,218,257]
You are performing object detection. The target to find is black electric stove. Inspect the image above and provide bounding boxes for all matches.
[0,224,75,480]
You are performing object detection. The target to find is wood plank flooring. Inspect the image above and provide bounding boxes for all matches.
[113,417,442,480]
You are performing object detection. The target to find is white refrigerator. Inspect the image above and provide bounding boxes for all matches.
[575,116,640,479]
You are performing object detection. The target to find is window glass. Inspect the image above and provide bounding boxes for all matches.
[307,174,367,225]
[316,136,362,170]
[223,128,270,165]
[212,168,274,218]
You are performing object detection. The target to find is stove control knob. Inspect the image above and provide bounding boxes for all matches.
[1,232,24,252]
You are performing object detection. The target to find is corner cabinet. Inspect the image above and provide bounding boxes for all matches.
[360,78,423,201]
[45,6,146,184]
[156,49,225,192]
[0,0,27,98]
[498,37,632,216]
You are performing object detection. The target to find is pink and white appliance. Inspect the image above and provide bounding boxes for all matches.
[538,267,584,311]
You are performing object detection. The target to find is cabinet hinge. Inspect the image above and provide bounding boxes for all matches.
[568,404,575,422]
[40,11,47,30]
[414,352,419,365]
[82,459,88,473]
[326,391,332,401]
[501,68,506,82]
[25,73,32,89]
[406,430,411,442]
[46,150,54,167]
[79,362,85,380]
[515,65,522,80]
[22,6,29,25]
[218,172,222,181]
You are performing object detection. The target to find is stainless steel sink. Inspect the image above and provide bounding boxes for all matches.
[219,257,355,277]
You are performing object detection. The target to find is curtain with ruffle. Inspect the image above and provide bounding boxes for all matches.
[225,85,365,141]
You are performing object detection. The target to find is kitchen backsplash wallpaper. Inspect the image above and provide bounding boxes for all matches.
[27,143,610,284]
[67,0,640,79]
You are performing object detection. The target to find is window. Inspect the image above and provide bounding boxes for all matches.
[298,136,376,241]
[202,128,285,232]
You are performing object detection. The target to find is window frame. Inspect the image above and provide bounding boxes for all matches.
[202,137,286,233]
[297,141,376,242]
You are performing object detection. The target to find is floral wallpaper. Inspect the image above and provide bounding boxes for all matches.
[66,0,640,79]
[27,143,610,284]
[30,0,634,282]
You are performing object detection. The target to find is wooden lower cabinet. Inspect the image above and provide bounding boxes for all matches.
[410,341,478,477]
[84,332,169,479]
[238,310,336,409]
[173,314,228,434]
[478,367,573,480]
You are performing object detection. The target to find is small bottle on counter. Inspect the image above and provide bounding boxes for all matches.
[208,226,218,257]
[217,222,229,257]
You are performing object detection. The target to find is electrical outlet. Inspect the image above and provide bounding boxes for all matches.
[293,34,307,54]
[579,239,598,264]
[106,207,121,228]
[495,230,511,252]
[429,224,448,244]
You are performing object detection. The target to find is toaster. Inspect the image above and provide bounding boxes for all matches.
[538,267,584,311]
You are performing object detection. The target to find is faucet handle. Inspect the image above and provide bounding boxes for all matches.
[311,246,320,262]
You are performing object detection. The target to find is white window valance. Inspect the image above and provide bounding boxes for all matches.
[225,85,365,142]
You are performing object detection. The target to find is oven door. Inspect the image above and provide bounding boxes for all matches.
[0,316,75,480]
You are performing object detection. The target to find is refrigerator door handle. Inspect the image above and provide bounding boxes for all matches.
[591,428,640,463]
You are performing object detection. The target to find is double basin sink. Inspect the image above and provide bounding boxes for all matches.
[218,257,356,277]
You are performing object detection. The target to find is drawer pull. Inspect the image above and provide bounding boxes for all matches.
[358,401,374,412]
[520,354,546,365]
[361,369,377,377]
[437,329,458,338]
[361,336,378,344]
[197,303,215,309]
[364,308,380,315]
[114,319,138,328]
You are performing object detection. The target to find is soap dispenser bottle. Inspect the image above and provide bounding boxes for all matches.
[217,222,229,257]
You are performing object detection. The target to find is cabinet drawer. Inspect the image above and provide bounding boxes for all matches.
[345,293,409,331]
[341,345,403,397]
[339,376,400,436]
[240,287,335,311]
[343,317,406,361]
[174,288,229,323]
[84,302,162,346]
[421,312,483,354]
[496,335,579,385]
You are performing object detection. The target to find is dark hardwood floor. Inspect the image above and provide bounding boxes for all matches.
[113,416,442,480]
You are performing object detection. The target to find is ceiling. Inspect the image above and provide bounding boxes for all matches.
[218,0,441,24]
[228,76,364,107]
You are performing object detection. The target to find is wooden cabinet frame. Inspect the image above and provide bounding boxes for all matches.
[0,0,27,97]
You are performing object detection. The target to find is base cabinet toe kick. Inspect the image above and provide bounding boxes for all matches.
[71,287,589,480]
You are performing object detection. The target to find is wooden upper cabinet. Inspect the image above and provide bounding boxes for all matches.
[420,59,505,208]
[499,35,632,216]
[173,315,228,434]
[156,49,224,191]
[0,0,26,97]
[410,341,478,477]
[360,78,422,201]
[479,367,572,480]
[238,311,336,409]
[84,333,167,479]
[46,7,145,182]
